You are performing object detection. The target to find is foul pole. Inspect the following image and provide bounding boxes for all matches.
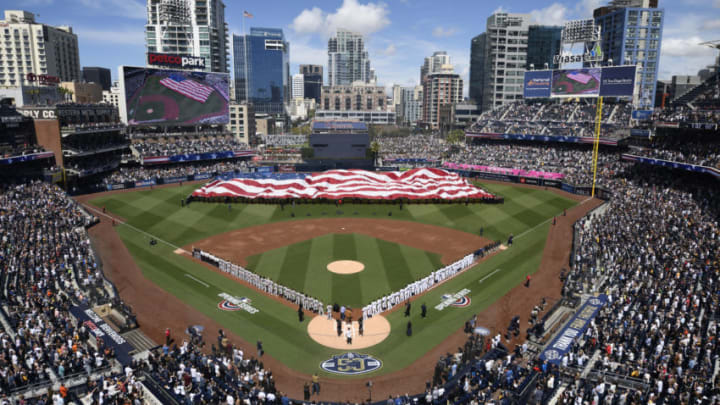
[591,96,603,197]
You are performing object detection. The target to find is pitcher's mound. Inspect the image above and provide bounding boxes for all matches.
[327,260,365,274]
[308,315,390,349]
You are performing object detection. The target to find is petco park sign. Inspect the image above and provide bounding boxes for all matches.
[148,52,206,69]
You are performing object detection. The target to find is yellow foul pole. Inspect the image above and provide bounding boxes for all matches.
[591,96,603,197]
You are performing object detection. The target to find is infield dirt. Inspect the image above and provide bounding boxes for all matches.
[76,182,602,402]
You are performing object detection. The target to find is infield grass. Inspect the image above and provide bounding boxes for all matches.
[90,181,579,377]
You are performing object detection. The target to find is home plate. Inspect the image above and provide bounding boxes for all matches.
[174,248,189,255]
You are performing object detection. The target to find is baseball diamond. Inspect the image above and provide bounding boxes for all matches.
[78,179,587,400]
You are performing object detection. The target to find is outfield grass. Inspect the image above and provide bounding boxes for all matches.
[246,233,444,308]
[90,182,578,377]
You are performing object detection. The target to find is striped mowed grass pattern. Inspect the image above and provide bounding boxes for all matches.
[245,233,443,308]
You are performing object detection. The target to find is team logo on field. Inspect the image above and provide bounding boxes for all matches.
[217,293,259,314]
[320,353,382,375]
[436,289,472,310]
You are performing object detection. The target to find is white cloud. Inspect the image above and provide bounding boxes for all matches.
[381,44,397,56]
[660,36,718,78]
[76,0,145,19]
[432,26,458,38]
[530,3,569,26]
[75,27,145,45]
[492,6,507,14]
[290,0,390,37]
[288,40,327,66]
[703,19,720,30]
[290,7,325,34]
[662,36,716,58]
[574,0,603,18]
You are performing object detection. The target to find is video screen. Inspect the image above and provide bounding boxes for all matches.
[551,68,601,97]
[121,66,229,126]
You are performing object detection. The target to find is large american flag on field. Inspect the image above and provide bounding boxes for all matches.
[192,168,495,200]
[159,74,214,103]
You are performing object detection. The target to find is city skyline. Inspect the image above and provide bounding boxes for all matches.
[3,0,719,95]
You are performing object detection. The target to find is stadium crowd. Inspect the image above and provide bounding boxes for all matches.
[0,182,127,399]
[377,135,448,161]
[132,137,250,157]
[101,160,252,185]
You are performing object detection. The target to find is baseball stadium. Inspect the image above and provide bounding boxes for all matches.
[0,3,719,404]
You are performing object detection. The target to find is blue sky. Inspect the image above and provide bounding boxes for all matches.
[6,0,720,94]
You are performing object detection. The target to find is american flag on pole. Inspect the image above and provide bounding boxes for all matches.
[243,10,253,18]
[159,74,214,103]
[192,168,496,201]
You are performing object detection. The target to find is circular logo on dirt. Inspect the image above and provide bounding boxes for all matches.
[320,353,382,375]
[441,294,471,308]
[218,297,251,311]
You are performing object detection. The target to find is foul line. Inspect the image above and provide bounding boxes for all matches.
[185,274,209,287]
[478,268,502,285]
[82,203,183,251]
[515,197,593,241]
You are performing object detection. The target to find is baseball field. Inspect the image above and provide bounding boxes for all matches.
[81,180,594,399]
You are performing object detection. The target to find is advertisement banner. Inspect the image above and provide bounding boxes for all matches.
[256,166,275,173]
[69,304,135,365]
[551,68,601,97]
[523,70,553,98]
[163,176,188,184]
[539,295,607,364]
[193,173,213,180]
[0,151,55,165]
[135,179,156,188]
[630,129,651,137]
[464,133,618,146]
[599,66,636,97]
[631,110,653,120]
[147,52,206,69]
[621,154,720,178]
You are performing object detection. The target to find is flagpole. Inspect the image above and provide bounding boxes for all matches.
[242,14,249,105]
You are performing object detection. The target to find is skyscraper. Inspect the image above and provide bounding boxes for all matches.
[526,25,562,70]
[327,29,373,86]
[420,51,451,83]
[469,13,530,112]
[594,0,664,108]
[469,34,487,107]
[300,64,323,102]
[82,67,112,91]
[422,64,463,129]
[233,28,289,115]
[292,73,304,99]
[145,0,229,73]
[0,10,81,87]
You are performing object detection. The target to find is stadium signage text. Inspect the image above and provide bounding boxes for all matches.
[539,294,607,363]
[217,293,259,314]
[320,353,382,375]
[19,108,56,119]
[553,53,603,64]
[26,73,60,85]
[435,288,471,311]
[148,52,206,69]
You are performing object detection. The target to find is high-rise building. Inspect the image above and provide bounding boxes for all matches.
[145,0,229,73]
[469,34,487,107]
[526,25,562,70]
[420,51,451,83]
[82,67,112,91]
[594,0,664,108]
[421,64,463,129]
[292,73,304,99]
[401,85,422,126]
[469,13,530,112]
[233,27,290,116]
[327,29,373,86]
[0,10,81,87]
[300,64,323,103]
[391,84,403,114]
